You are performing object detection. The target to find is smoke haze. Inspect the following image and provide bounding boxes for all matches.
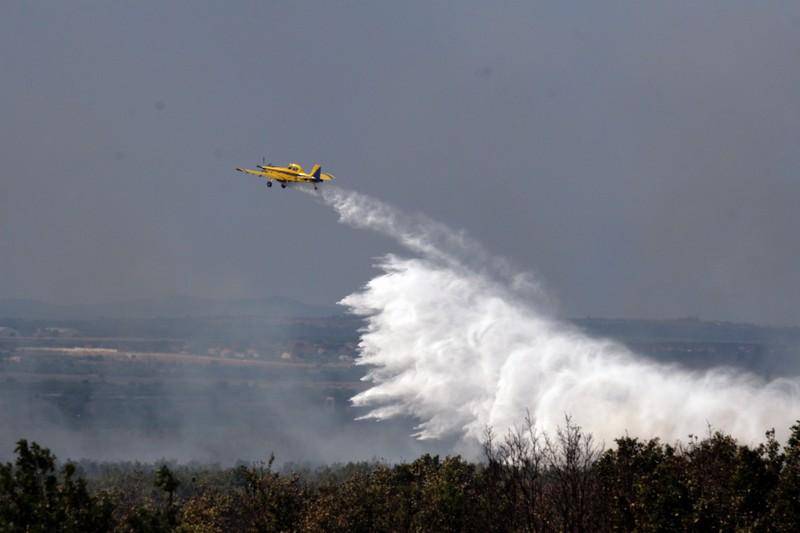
[318,186,800,445]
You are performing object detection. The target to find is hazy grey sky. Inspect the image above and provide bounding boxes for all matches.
[1,2,798,325]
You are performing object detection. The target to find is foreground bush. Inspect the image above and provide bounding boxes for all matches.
[0,440,114,532]
[1,419,799,532]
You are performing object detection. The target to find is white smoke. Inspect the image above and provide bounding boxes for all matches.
[317,186,800,444]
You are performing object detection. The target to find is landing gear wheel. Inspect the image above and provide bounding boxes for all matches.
[266,181,272,188]
[280,183,286,189]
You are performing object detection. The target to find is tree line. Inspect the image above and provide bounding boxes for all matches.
[1,417,799,532]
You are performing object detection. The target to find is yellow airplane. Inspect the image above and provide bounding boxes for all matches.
[235,158,335,189]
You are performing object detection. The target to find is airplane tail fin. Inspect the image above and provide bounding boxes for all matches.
[310,164,322,181]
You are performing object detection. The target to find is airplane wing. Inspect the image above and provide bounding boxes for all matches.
[236,167,270,178]
[236,167,312,183]
[279,174,318,183]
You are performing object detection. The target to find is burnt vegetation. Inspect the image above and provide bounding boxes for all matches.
[2,418,800,532]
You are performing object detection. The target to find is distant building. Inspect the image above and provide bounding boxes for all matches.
[220,348,234,358]
[34,327,80,338]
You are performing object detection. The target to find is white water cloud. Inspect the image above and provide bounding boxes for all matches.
[318,186,800,444]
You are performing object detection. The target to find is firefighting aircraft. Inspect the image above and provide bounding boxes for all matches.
[235,158,335,189]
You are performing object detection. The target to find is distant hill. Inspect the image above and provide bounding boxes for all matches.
[573,317,800,344]
[0,296,342,320]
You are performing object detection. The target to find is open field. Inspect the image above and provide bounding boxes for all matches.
[0,315,797,463]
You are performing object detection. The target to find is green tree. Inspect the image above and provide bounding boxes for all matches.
[772,421,800,531]
[155,464,181,529]
[0,439,115,533]
[596,437,691,531]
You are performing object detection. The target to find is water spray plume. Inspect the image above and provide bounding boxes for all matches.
[315,186,800,444]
